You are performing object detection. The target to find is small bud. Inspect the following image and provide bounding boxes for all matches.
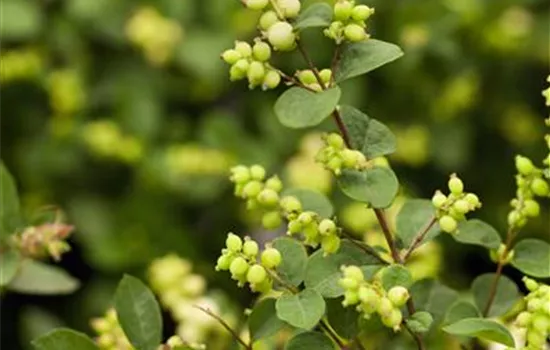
[243,180,263,198]
[344,24,367,42]
[261,247,282,268]
[431,191,447,208]
[235,41,252,57]
[351,5,375,21]
[259,11,279,31]
[334,1,354,21]
[252,41,271,62]
[453,199,470,215]
[221,49,242,64]
[215,254,233,271]
[262,211,283,229]
[448,175,464,195]
[226,233,243,252]
[439,215,457,233]
[297,70,317,85]
[247,264,267,284]
[515,155,535,176]
[245,0,268,11]
[523,199,540,217]
[531,178,550,197]
[464,193,480,208]
[319,69,332,84]
[250,164,266,180]
[267,22,296,51]
[278,0,301,18]
[327,133,345,149]
[229,256,249,276]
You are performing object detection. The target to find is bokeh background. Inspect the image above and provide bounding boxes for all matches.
[1,0,549,349]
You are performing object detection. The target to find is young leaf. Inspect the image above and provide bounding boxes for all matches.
[454,219,502,250]
[443,300,480,326]
[337,167,399,208]
[284,331,334,350]
[0,249,21,287]
[32,328,98,350]
[305,240,382,298]
[1,161,22,238]
[249,298,287,341]
[335,40,404,83]
[406,311,433,333]
[339,105,396,158]
[442,318,515,347]
[396,199,440,247]
[471,274,519,318]
[294,3,332,30]
[511,238,550,278]
[114,275,162,350]
[282,188,333,218]
[380,264,413,290]
[276,289,325,330]
[272,237,308,287]
[274,87,341,129]
[410,279,459,326]
[326,298,359,339]
[8,260,79,295]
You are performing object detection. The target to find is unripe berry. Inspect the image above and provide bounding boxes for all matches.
[448,175,464,195]
[351,5,375,21]
[344,24,367,42]
[247,61,266,86]
[265,175,283,192]
[524,277,539,292]
[235,41,252,57]
[252,41,271,62]
[262,211,282,229]
[439,215,457,233]
[267,22,296,51]
[231,165,251,183]
[515,155,535,175]
[167,336,184,347]
[339,277,359,290]
[531,178,550,196]
[387,286,409,307]
[263,70,281,90]
[325,21,344,40]
[377,297,394,317]
[261,247,282,268]
[243,239,259,257]
[381,308,403,331]
[432,191,447,208]
[247,264,267,284]
[327,156,343,174]
[297,70,317,85]
[526,330,545,348]
[230,256,249,276]
[278,0,301,18]
[230,60,249,81]
[216,254,233,271]
[245,0,268,11]
[516,311,532,327]
[358,286,379,305]
[327,133,345,149]
[453,199,470,215]
[341,149,361,168]
[226,233,243,252]
[507,211,526,228]
[464,193,480,208]
[257,188,280,207]
[297,212,314,225]
[221,49,242,64]
[342,265,364,282]
[527,298,543,312]
[250,164,266,180]
[531,314,550,333]
[259,11,279,31]
[309,83,323,92]
[319,69,332,84]
[334,1,353,21]
[243,180,263,198]
[318,219,337,235]
[280,195,302,213]
[343,290,359,306]
[523,199,540,217]
[287,220,302,234]
[321,234,341,254]
[252,277,273,293]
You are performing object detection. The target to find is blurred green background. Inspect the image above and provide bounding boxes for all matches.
[1,0,549,349]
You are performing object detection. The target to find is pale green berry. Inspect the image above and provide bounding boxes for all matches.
[334,1,353,21]
[243,180,263,198]
[278,0,301,18]
[230,256,249,276]
[287,220,302,235]
[221,49,242,64]
[280,195,302,213]
[531,178,550,196]
[327,133,345,149]
[308,83,323,92]
[464,193,480,208]
[226,233,243,252]
[251,277,273,293]
[215,254,233,271]
[432,191,447,208]
[527,298,543,312]
[267,22,296,51]
[342,265,364,282]
[339,277,359,290]
[523,199,540,217]
[516,311,532,327]
[377,297,394,316]
[381,308,403,331]
[230,62,248,81]
[252,41,271,62]
[341,149,361,168]
[531,314,550,333]
[358,286,379,305]
[387,286,409,307]
[265,176,283,192]
[325,21,344,40]
[526,330,545,348]
[524,277,539,292]
[261,247,282,268]
[263,70,281,90]
[247,264,267,284]
[262,211,282,229]
[230,165,251,183]
[515,155,535,175]
[318,219,337,235]
[234,59,250,73]
[245,0,268,10]
[344,24,367,42]
[235,41,252,57]
[343,290,359,306]
[167,336,184,347]
[257,188,280,207]
[327,156,343,174]
[448,175,464,195]
[439,215,457,233]
[507,211,526,228]
[259,11,279,31]
[243,239,259,257]
[247,61,266,86]
[297,70,317,85]
[321,234,341,254]
[351,5,374,21]
[453,199,470,215]
[250,164,266,180]
[319,69,332,84]
[297,212,314,225]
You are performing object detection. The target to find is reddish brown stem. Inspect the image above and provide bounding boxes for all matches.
[401,216,437,262]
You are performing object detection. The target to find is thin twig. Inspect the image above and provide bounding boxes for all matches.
[401,216,437,261]
[340,230,390,265]
[373,209,401,264]
[319,318,347,349]
[194,305,252,350]
[404,323,426,350]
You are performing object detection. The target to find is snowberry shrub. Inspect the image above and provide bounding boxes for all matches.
[29,1,550,350]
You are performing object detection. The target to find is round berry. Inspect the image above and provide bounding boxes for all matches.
[344,24,367,42]
[448,175,464,195]
[215,254,232,271]
[287,219,302,235]
[259,11,279,31]
[257,188,280,207]
[342,290,359,306]
[261,247,282,268]
[531,178,550,197]
[297,70,317,85]
[252,41,271,62]
[523,199,540,217]
[230,165,251,183]
[297,212,314,225]
[527,298,543,312]
[167,336,184,347]
[342,149,365,168]
[464,193,480,208]
[221,49,242,65]
[226,233,243,252]
[377,297,394,317]
[247,264,267,284]
[531,314,550,333]
[247,61,266,86]
[263,70,281,90]
[351,5,374,21]
[243,239,259,257]
[319,69,332,84]
[381,308,403,331]
[334,1,353,21]
[515,311,532,327]
[250,164,266,180]
[339,277,359,290]
[245,0,268,10]
[524,277,539,292]
[278,0,301,18]
[327,133,345,149]
[235,41,252,57]
[262,211,282,229]
[229,64,247,81]
[265,175,283,192]
[251,277,273,293]
[342,265,364,282]
[280,195,302,213]
[229,256,249,276]
[267,22,296,51]
[387,286,409,307]
[432,191,447,208]
[243,180,263,198]
[318,219,337,235]
[358,286,379,305]
[439,215,457,233]
[321,234,341,254]
[515,155,535,176]
[327,156,343,174]
[325,21,344,40]
[309,83,323,92]
[453,199,470,215]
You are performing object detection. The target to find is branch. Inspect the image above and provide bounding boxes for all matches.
[319,318,347,349]
[340,230,390,265]
[194,305,252,350]
[373,209,401,264]
[401,216,437,261]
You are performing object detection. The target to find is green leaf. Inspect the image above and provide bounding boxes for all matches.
[454,219,502,249]
[396,199,439,247]
[0,0,43,40]
[335,40,404,83]
[32,328,98,350]
[114,275,162,350]
[274,87,341,129]
[406,311,433,333]
[380,264,413,290]
[443,300,480,326]
[276,289,326,330]
[249,298,287,341]
[8,260,79,295]
[442,318,515,347]
[339,105,396,159]
[471,273,519,318]
[282,188,333,218]
[511,238,550,278]
[294,3,332,30]
[337,167,399,208]
[285,331,335,350]
[326,298,359,339]
[410,279,459,326]
[0,250,21,287]
[272,237,308,287]
[1,161,22,238]
[305,240,382,298]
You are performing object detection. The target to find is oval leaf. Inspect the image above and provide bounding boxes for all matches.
[1,161,22,238]
[274,87,341,129]
[335,40,404,83]
[294,3,332,30]
[326,298,359,339]
[406,311,433,334]
[114,275,162,350]
[396,199,440,247]
[249,298,287,341]
[276,289,326,330]
[410,279,459,326]
[285,331,334,350]
[442,318,515,347]
[337,167,398,208]
[454,219,502,249]
[32,328,98,350]
[282,188,333,218]
[471,273,519,318]
[8,260,79,295]
[0,250,21,287]
[511,238,550,278]
[443,300,480,326]
[272,237,308,287]
[380,264,413,290]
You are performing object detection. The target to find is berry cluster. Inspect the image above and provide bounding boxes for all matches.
[513,278,550,350]
[82,120,143,164]
[12,222,74,262]
[287,212,341,255]
[216,233,282,293]
[339,266,410,331]
[91,309,134,350]
[296,68,333,91]
[431,174,482,234]
[0,48,42,84]
[325,1,375,43]
[316,133,367,175]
